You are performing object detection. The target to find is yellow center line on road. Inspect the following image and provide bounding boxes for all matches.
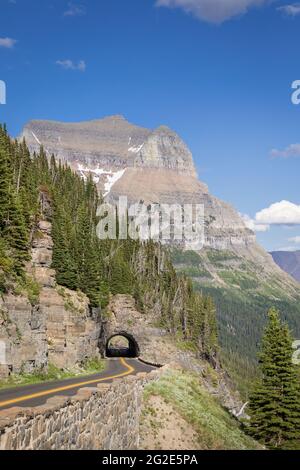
[0,357,135,409]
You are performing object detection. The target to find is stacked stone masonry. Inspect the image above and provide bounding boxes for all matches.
[0,367,166,450]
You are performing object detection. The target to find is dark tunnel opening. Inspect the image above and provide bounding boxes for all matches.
[105,332,140,358]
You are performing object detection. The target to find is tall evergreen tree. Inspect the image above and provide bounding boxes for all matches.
[248,308,300,449]
[110,246,134,295]
[76,203,101,307]
[3,191,29,273]
[0,125,12,231]
[51,203,78,290]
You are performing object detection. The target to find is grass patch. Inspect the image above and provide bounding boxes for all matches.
[82,357,106,374]
[206,249,239,264]
[177,265,212,279]
[171,249,202,266]
[218,270,259,290]
[176,339,198,353]
[14,275,41,305]
[144,369,261,450]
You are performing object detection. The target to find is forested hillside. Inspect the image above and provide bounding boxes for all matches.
[0,124,218,363]
[171,247,300,392]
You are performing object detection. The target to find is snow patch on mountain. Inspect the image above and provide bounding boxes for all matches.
[128,143,144,153]
[31,131,41,146]
[77,165,126,196]
[104,169,126,196]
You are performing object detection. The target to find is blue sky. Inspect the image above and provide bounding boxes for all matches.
[1,0,300,251]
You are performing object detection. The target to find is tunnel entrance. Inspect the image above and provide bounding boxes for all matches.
[105,332,140,358]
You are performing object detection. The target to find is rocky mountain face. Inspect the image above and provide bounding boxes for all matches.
[0,220,101,379]
[21,115,255,250]
[271,251,300,283]
[21,116,195,174]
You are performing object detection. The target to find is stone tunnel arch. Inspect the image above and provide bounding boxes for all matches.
[105,331,140,358]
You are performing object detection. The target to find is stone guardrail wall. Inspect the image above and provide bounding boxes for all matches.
[0,367,168,450]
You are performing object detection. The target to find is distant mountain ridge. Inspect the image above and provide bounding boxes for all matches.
[271,251,300,283]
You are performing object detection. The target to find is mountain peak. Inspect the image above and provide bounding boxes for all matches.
[19,115,256,253]
[155,125,173,133]
[101,114,127,121]
[20,115,196,174]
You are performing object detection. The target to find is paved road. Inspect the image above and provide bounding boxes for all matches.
[0,358,156,411]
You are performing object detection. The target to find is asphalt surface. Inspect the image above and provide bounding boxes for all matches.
[0,358,156,411]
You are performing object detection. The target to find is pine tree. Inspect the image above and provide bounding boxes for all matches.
[248,307,300,449]
[110,248,133,295]
[3,191,29,273]
[76,203,101,307]
[51,203,78,290]
[198,295,218,363]
[0,125,11,231]
[0,237,13,292]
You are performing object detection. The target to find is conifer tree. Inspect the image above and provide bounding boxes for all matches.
[76,203,101,306]
[201,295,218,360]
[110,247,133,295]
[2,191,29,273]
[51,202,78,290]
[248,308,300,449]
[0,125,11,231]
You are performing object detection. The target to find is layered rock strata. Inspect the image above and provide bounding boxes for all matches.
[0,220,101,378]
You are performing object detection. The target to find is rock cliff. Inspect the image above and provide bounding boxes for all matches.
[0,220,101,379]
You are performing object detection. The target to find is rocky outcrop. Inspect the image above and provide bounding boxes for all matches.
[102,294,244,416]
[0,220,101,379]
[101,294,167,363]
[0,294,47,378]
[0,366,166,450]
[136,125,196,174]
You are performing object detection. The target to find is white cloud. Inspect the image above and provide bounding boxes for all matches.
[288,236,300,243]
[275,246,300,251]
[270,143,300,158]
[278,3,300,16]
[64,2,86,17]
[155,0,272,23]
[241,213,270,232]
[56,59,86,72]
[243,201,300,236]
[256,200,300,225]
[0,37,17,48]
